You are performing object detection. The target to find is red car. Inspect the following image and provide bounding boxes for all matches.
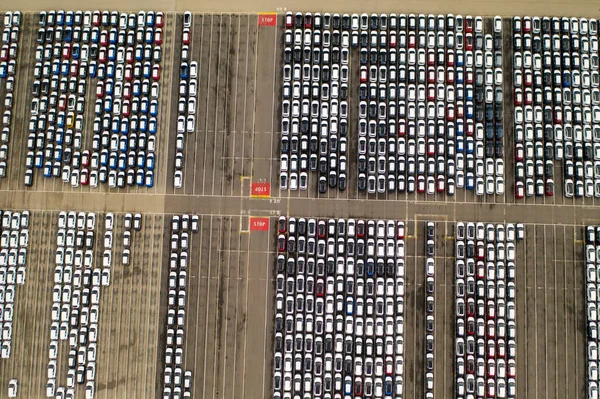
[465,34,473,50]
[155,12,165,28]
[92,11,101,27]
[154,28,163,45]
[356,220,365,238]
[315,279,324,297]
[80,168,89,185]
[360,66,367,83]
[515,181,524,199]
[62,43,71,59]
[317,220,326,238]
[278,216,286,233]
[285,12,293,28]
[408,32,416,48]
[81,150,90,167]
[389,31,397,47]
[182,28,191,45]
[464,16,473,33]
[304,12,312,28]
[277,234,286,252]
[152,65,161,81]
[397,222,405,239]
[514,88,523,105]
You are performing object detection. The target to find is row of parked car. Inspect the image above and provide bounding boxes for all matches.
[274,217,406,399]
[281,14,351,192]
[25,10,165,189]
[163,214,196,399]
[0,210,30,368]
[0,11,22,180]
[423,222,436,396]
[454,222,523,399]
[585,226,600,399]
[355,13,505,195]
[512,16,600,198]
[49,211,105,399]
[173,11,198,189]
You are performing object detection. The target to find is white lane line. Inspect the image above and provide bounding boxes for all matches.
[162,13,178,194]
[221,216,233,398]
[210,14,223,197]
[202,215,214,398]
[544,226,549,399]
[534,226,538,399]
[573,225,580,398]
[231,217,242,399]
[192,215,205,397]
[201,15,215,196]
[230,15,242,198]
[268,14,278,194]
[249,15,259,180]
[241,17,250,182]
[210,215,224,399]
[241,214,252,399]
[219,14,232,197]
[260,217,271,399]
[190,14,202,195]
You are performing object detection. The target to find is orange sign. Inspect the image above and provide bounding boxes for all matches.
[251,182,270,197]
[250,217,269,231]
[258,13,277,26]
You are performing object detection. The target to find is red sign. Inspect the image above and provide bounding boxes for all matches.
[258,13,277,26]
[251,182,270,197]
[250,217,269,231]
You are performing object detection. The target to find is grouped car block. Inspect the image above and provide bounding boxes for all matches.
[0,12,22,180]
[173,11,198,189]
[274,216,406,398]
[454,222,523,399]
[48,211,100,398]
[280,12,505,196]
[513,16,600,198]
[163,214,198,398]
[27,10,165,189]
[0,210,30,364]
[585,226,600,399]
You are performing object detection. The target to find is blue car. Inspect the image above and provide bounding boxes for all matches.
[145,170,154,188]
[103,97,112,113]
[88,62,97,78]
[465,86,473,101]
[56,10,65,26]
[466,172,475,190]
[180,63,189,79]
[106,63,115,78]
[43,162,52,178]
[0,64,7,78]
[384,376,394,395]
[111,116,120,133]
[139,115,148,132]
[71,44,80,60]
[148,117,157,134]
[345,297,354,315]
[146,153,155,171]
[456,138,464,153]
[119,135,128,153]
[53,146,63,162]
[465,137,474,154]
[465,102,474,119]
[456,121,464,136]
[64,27,72,43]
[366,260,374,276]
[65,11,73,26]
[61,61,69,76]
[100,150,109,166]
[108,153,118,169]
[120,118,129,134]
[136,151,145,169]
[149,100,159,117]
[136,170,145,186]
[34,151,44,168]
[118,154,127,171]
[140,98,149,114]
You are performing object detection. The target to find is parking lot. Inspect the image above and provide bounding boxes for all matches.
[0,5,598,399]
[0,210,165,398]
